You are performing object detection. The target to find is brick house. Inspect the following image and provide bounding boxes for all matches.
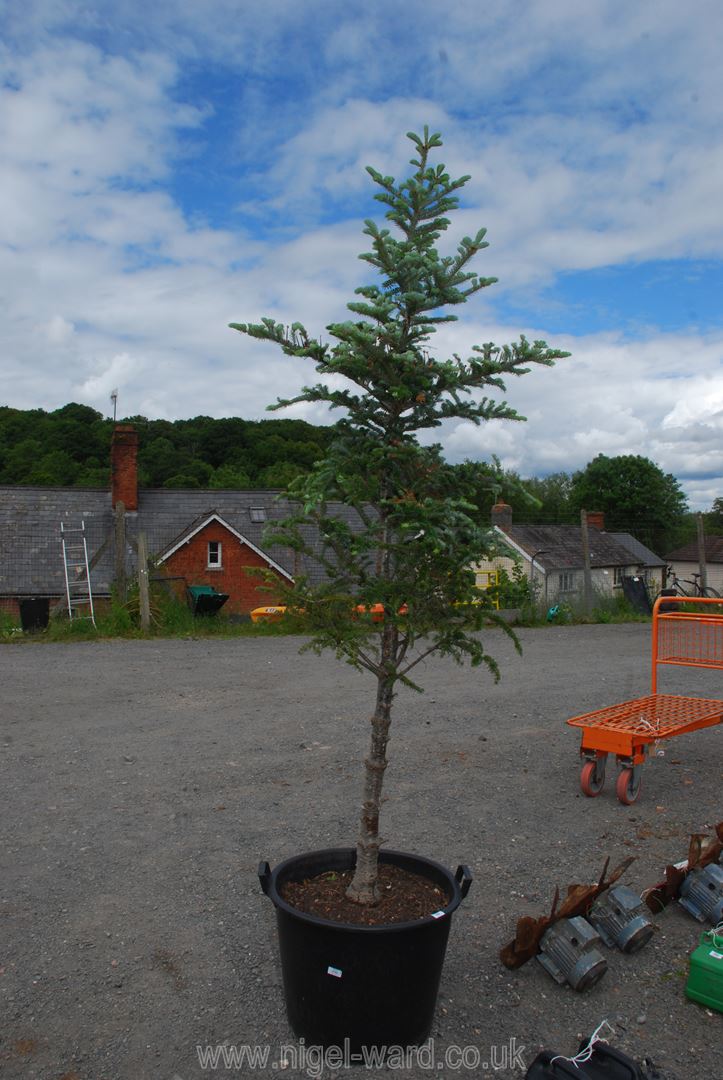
[0,424,361,618]
[155,511,293,610]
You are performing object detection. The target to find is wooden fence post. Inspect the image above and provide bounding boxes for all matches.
[137,531,151,632]
[697,512,708,593]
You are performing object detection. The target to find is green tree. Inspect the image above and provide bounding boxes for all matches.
[451,459,531,520]
[209,464,252,489]
[139,437,185,486]
[570,453,688,552]
[257,461,305,488]
[199,417,251,468]
[707,497,723,531]
[1,438,46,483]
[522,472,575,524]
[74,459,109,487]
[230,128,567,903]
[163,473,201,488]
[27,449,79,485]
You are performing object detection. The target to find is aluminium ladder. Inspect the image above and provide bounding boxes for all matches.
[60,520,96,626]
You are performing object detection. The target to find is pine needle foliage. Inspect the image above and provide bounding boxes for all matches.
[230,128,568,903]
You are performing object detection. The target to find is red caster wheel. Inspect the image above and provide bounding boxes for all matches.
[616,767,642,805]
[580,758,606,797]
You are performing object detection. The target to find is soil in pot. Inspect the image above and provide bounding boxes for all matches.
[280,864,450,926]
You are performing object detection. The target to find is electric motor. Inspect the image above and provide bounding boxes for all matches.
[678,863,723,925]
[588,884,655,953]
[536,916,607,991]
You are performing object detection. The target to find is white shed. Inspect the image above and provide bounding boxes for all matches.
[665,536,723,595]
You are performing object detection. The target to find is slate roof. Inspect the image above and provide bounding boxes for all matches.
[666,536,723,564]
[497,524,656,572]
[0,486,111,597]
[0,485,366,596]
[609,532,666,568]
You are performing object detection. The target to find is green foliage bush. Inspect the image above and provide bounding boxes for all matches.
[0,609,21,637]
[494,565,538,614]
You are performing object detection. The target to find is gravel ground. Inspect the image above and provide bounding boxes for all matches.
[1,624,721,1080]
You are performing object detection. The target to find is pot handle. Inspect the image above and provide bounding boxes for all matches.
[258,861,271,895]
[455,864,473,899]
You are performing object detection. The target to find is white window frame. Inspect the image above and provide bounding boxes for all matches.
[558,571,575,593]
[249,507,266,523]
[613,566,624,587]
[207,540,222,569]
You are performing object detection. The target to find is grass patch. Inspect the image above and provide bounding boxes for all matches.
[514,591,650,628]
[1,592,308,644]
[0,610,23,639]
[2,589,650,644]
[589,593,650,624]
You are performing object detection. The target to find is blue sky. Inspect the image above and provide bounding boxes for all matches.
[1,0,722,508]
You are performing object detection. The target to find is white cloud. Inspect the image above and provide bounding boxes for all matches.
[435,325,723,507]
[662,379,723,430]
[1,3,723,513]
[243,98,451,217]
[44,315,75,344]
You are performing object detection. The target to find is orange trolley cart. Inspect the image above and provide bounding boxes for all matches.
[567,595,723,805]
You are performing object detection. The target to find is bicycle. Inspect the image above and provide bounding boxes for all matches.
[661,569,720,599]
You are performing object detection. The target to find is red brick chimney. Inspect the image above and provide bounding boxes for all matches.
[491,499,512,529]
[111,425,139,511]
[587,511,605,530]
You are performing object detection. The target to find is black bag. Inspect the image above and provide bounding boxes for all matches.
[525,1040,644,1079]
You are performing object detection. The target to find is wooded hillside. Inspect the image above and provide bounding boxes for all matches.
[0,403,336,489]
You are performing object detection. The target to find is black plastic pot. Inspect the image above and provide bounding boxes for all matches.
[19,597,50,632]
[258,847,472,1051]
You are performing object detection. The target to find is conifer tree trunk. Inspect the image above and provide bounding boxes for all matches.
[346,623,397,903]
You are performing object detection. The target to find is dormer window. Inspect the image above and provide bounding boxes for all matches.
[207,541,222,568]
[249,507,266,523]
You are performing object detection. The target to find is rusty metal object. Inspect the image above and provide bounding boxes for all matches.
[500,856,635,969]
[642,821,723,914]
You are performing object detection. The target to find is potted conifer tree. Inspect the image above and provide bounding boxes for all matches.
[230,128,567,1051]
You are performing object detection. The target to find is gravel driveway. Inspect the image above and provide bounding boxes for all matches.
[1,624,721,1079]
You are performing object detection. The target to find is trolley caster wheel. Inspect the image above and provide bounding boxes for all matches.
[580,759,606,797]
[616,767,642,805]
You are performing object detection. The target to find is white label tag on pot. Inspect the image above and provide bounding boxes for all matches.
[327,966,342,978]
[431,911,445,919]
[710,950,723,960]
